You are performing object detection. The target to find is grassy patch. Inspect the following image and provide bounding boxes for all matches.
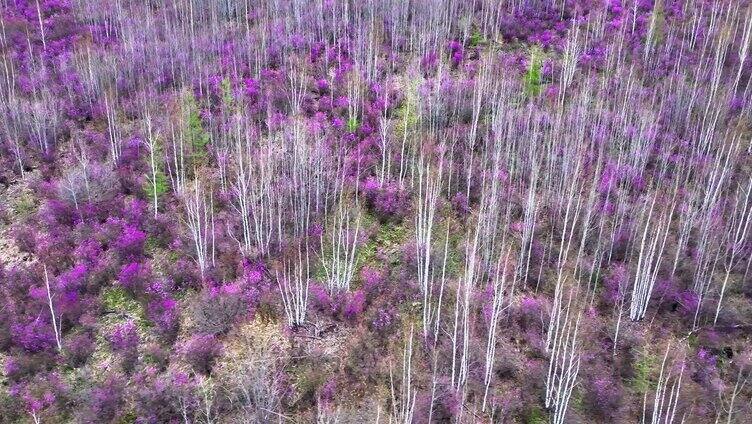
[12,193,36,217]
[0,387,21,423]
[357,219,409,272]
[144,153,168,212]
[394,77,420,135]
[347,116,360,133]
[289,360,329,406]
[469,29,487,48]
[571,388,585,412]
[523,48,544,97]
[144,235,161,256]
[439,220,465,279]
[629,347,657,394]
[524,406,547,424]
[221,76,235,108]
[100,286,148,328]
[183,90,210,167]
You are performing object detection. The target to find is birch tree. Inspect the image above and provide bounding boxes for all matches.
[44,265,62,352]
[482,248,511,411]
[714,175,752,325]
[184,178,214,279]
[321,182,361,292]
[545,289,581,424]
[277,248,311,327]
[142,112,166,218]
[642,344,685,424]
[415,150,444,338]
[630,193,675,321]
[390,326,416,424]
[451,220,481,401]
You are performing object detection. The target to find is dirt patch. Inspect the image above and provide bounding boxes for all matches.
[0,232,34,268]
[0,174,38,268]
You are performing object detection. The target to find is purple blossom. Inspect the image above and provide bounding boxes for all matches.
[362,177,411,221]
[115,225,146,260]
[343,290,366,320]
[181,334,222,374]
[451,192,470,216]
[371,306,397,333]
[11,320,56,353]
[110,321,139,353]
[117,262,149,291]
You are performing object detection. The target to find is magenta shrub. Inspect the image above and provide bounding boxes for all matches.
[343,290,366,320]
[309,282,332,312]
[63,332,95,367]
[163,257,201,289]
[515,296,546,332]
[318,379,337,406]
[448,40,464,66]
[585,376,622,419]
[117,262,150,292]
[130,367,190,422]
[73,237,104,266]
[370,306,397,334]
[360,266,385,295]
[114,225,146,260]
[362,177,411,222]
[181,334,222,374]
[451,192,470,216]
[84,377,125,423]
[12,225,37,253]
[147,296,180,342]
[601,263,628,306]
[110,321,139,353]
[413,378,460,421]
[11,319,57,353]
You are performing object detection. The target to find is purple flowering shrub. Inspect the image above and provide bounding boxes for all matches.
[600,262,629,311]
[584,372,623,419]
[109,321,139,372]
[114,225,147,261]
[308,281,334,313]
[362,177,411,222]
[134,278,181,341]
[11,318,58,353]
[81,376,125,423]
[370,306,398,334]
[360,266,385,293]
[63,332,95,367]
[11,224,37,253]
[412,377,461,421]
[130,368,193,423]
[343,290,366,320]
[451,192,470,217]
[191,284,250,335]
[117,261,150,292]
[9,372,68,423]
[181,334,222,374]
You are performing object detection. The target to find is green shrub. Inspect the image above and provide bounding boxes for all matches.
[12,193,36,216]
[469,30,486,47]
[144,154,168,210]
[346,116,359,133]
[524,406,547,424]
[630,347,657,394]
[183,92,210,166]
[101,286,148,328]
[524,49,543,97]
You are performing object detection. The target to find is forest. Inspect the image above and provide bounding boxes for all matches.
[0,0,751,422]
